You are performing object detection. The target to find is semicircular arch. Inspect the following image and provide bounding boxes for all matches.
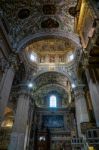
[16,31,81,52]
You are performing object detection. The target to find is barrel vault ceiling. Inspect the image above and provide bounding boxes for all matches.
[0,0,77,48]
[0,0,79,86]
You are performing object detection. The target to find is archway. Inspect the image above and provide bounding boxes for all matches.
[16,31,81,52]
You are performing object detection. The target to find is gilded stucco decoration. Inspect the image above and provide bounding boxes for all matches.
[33,84,69,107]
[34,71,70,90]
[25,38,75,54]
[0,0,77,47]
[21,38,76,70]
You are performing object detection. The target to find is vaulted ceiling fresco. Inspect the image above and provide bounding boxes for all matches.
[34,71,70,90]
[25,38,76,55]
[0,0,77,47]
[0,0,79,89]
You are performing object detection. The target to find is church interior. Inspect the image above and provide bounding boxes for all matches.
[0,0,99,150]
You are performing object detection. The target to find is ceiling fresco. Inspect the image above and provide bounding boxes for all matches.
[22,38,76,70]
[25,38,75,54]
[0,0,77,47]
[34,71,70,90]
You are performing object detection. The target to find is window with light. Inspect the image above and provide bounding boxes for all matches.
[30,52,37,62]
[50,95,57,108]
[69,54,74,61]
[67,52,74,63]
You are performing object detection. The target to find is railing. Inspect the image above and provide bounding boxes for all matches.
[71,137,83,146]
[38,62,75,74]
[83,135,90,150]
[71,137,89,150]
[38,63,67,73]
[81,122,96,134]
[86,128,99,147]
[71,128,99,150]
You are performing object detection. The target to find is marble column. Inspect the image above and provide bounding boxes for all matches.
[0,66,15,123]
[74,85,89,136]
[85,68,99,126]
[9,85,31,150]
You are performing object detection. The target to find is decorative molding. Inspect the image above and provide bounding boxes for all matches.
[0,0,77,47]
[73,84,85,99]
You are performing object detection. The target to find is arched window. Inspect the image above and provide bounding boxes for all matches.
[30,52,37,62]
[50,95,57,107]
[67,52,74,63]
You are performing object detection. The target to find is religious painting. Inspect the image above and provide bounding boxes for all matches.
[42,115,64,128]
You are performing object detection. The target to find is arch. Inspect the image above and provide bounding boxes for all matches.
[33,83,69,108]
[34,83,69,94]
[33,83,69,94]
[16,31,81,52]
[32,71,73,96]
[33,70,73,84]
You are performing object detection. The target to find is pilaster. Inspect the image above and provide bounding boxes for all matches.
[0,53,18,124]
[74,85,89,137]
[85,68,99,127]
[9,84,32,150]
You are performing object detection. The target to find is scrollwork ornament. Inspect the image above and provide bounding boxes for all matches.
[73,85,85,99]
[8,53,18,71]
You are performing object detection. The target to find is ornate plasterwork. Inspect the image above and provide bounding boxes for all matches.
[17,31,81,51]
[74,85,85,99]
[25,38,75,54]
[0,0,77,47]
[21,38,76,71]
[18,37,80,84]
[19,47,81,85]
[33,84,69,107]
[34,71,70,90]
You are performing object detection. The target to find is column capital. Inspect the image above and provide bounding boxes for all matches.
[12,83,33,100]
[8,53,18,71]
[25,68,35,80]
[18,84,33,97]
[73,84,85,98]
